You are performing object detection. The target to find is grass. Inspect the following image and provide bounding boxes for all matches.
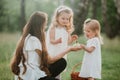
[0,33,120,80]
[0,32,20,80]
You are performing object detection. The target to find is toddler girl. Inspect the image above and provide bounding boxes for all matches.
[79,18,103,80]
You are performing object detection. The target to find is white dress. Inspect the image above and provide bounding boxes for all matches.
[79,37,101,79]
[46,27,68,59]
[15,34,46,80]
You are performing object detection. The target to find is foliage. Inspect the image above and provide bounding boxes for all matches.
[0,0,7,32]
[2,0,61,32]
[105,0,120,38]
[0,0,120,37]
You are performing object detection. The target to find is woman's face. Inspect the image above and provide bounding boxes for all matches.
[57,12,71,27]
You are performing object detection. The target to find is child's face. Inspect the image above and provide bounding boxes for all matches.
[57,12,71,27]
[84,26,96,39]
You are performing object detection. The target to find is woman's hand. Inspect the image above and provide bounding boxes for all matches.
[69,45,82,51]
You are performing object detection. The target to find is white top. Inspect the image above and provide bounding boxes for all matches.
[15,34,46,80]
[79,37,101,79]
[46,27,68,59]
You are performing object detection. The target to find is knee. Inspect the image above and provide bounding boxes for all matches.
[59,58,67,69]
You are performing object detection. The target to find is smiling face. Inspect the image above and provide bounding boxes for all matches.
[84,25,96,39]
[57,12,71,27]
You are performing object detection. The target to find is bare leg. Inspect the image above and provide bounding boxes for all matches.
[88,77,94,80]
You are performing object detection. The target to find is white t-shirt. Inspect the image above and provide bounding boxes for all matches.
[79,37,101,79]
[46,27,68,59]
[15,34,46,80]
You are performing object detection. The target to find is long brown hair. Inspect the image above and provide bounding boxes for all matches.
[10,11,50,76]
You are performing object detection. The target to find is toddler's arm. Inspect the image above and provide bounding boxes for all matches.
[80,44,95,53]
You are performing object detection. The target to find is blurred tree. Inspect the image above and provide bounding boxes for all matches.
[58,0,65,5]
[91,0,101,19]
[101,0,109,34]
[70,0,74,9]
[114,0,120,18]
[0,0,7,32]
[2,0,120,38]
[20,0,26,31]
[91,0,97,18]
[101,0,120,38]
[114,0,120,36]
[73,0,91,35]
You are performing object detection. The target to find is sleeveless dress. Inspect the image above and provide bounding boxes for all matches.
[46,27,68,59]
[15,34,46,80]
[79,37,101,79]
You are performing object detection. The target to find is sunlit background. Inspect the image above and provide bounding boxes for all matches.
[0,0,120,80]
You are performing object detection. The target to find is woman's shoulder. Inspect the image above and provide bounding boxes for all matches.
[29,36,39,42]
[26,35,41,44]
[24,34,42,50]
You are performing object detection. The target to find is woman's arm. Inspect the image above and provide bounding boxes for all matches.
[48,46,82,64]
[49,27,62,44]
[36,46,81,64]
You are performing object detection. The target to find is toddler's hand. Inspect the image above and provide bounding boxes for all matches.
[80,44,85,49]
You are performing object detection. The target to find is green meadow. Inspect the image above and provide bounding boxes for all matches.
[0,33,120,80]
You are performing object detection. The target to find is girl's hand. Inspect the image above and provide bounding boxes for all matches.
[50,38,62,44]
[66,23,70,28]
[71,35,78,41]
[56,38,62,43]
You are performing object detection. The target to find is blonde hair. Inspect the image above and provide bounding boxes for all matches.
[84,18,103,44]
[50,5,74,33]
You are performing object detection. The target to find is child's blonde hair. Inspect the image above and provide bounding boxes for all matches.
[84,18,103,44]
[50,5,74,33]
